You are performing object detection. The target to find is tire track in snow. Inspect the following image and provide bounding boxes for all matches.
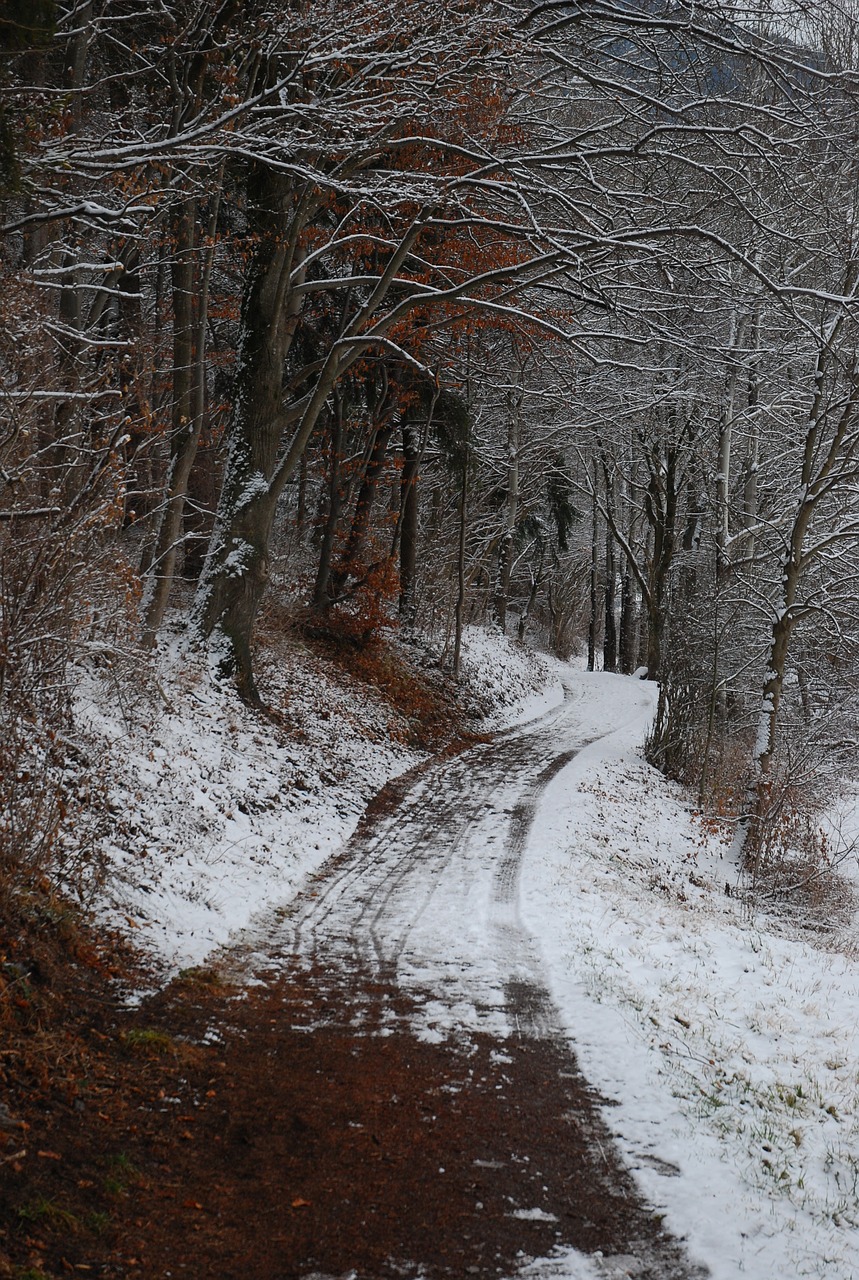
[216,676,707,1280]
[230,680,627,1041]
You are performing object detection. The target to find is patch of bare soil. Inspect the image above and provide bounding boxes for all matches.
[1,949,699,1280]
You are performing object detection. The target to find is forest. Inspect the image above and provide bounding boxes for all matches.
[4,0,859,913]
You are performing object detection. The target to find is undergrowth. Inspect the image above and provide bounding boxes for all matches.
[258,596,468,749]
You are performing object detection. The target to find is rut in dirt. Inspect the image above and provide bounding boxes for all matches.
[196,682,708,1280]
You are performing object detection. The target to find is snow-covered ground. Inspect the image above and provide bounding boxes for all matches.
[77,624,561,974]
[76,628,859,1279]
[521,673,859,1280]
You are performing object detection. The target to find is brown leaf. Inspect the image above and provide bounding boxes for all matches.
[291,1197,311,1209]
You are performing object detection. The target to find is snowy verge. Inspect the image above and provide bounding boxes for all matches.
[457,624,567,729]
[75,624,562,977]
[521,671,859,1280]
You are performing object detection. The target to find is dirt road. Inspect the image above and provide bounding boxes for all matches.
[1,682,709,1280]
[185,683,707,1280]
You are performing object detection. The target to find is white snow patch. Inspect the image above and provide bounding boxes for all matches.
[76,635,420,975]
[77,624,563,979]
[510,1248,603,1278]
[457,624,567,728]
[520,672,859,1280]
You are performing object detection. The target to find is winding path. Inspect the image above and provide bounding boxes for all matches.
[211,676,706,1280]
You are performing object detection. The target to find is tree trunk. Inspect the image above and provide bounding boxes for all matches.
[142,154,224,629]
[743,530,806,861]
[183,183,224,581]
[295,449,308,539]
[644,445,678,681]
[329,418,393,600]
[313,400,345,611]
[587,460,598,671]
[619,570,636,673]
[141,195,198,644]
[494,396,519,631]
[603,479,617,672]
[742,306,761,561]
[453,460,468,679]
[194,167,301,703]
[398,415,420,624]
[716,313,746,579]
[182,423,218,582]
[517,550,544,644]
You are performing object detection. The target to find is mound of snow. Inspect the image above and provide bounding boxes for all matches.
[75,636,422,975]
[521,671,859,1280]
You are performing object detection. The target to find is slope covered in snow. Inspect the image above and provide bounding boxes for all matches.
[77,624,562,974]
[521,672,859,1280]
[75,637,859,1279]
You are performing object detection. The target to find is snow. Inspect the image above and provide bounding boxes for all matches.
[77,623,557,977]
[234,470,269,510]
[457,624,566,728]
[516,1252,647,1279]
[521,673,859,1280]
[76,628,859,1280]
[76,636,417,974]
[221,539,254,576]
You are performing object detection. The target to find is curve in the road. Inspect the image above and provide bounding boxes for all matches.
[215,675,705,1280]
[241,681,637,1047]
